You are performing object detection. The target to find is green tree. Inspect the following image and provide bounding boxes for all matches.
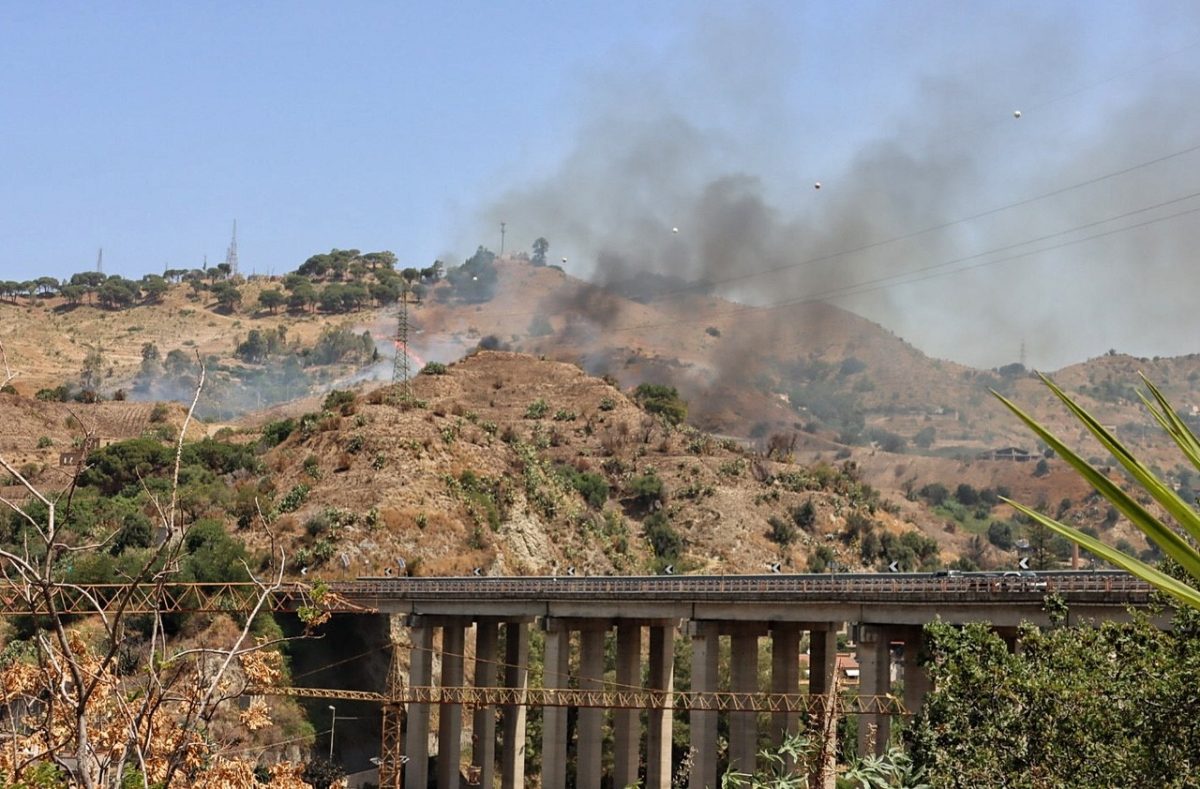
[531,237,549,266]
[141,274,169,303]
[258,288,285,313]
[910,610,1200,787]
[80,346,105,393]
[211,280,241,312]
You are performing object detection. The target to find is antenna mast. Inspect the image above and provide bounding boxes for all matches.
[224,220,239,276]
[500,221,506,256]
[96,248,103,274]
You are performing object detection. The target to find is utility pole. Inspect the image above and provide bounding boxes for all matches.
[96,248,103,274]
[500,221,506,256]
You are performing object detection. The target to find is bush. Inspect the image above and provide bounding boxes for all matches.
[627,471,665,508]
[807,545,835,573]
[260,418,296,448]
[36,436,52,448]
[792,499,817,530]
[633,383,687,425]
[987,520,1015,550]
[525,399,550,419]
[955,483,980,506]
[421,361,448,375]
[767,515,797,546]
[919,482,949,505]
[557,465,610,509]
[323,389,356,413]
[643,512,682,561]
[277,484,310,513]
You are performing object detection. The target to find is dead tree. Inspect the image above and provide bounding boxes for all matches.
[0,358,325,787]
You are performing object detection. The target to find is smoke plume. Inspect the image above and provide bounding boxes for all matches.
[481,4,1200,371]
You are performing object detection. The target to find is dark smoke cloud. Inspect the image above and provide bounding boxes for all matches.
[481,4,1200,371]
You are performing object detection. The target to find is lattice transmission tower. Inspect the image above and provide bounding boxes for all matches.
[391,284,412,402]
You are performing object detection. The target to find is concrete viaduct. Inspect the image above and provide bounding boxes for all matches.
[326,571,1152,789]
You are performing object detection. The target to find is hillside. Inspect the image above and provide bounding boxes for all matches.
[1,257,1192,570]
[238,352,948,579]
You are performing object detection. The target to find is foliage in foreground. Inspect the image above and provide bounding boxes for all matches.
[909,605,1200,788]
[995,374,1200,608]
[718,734,927,789]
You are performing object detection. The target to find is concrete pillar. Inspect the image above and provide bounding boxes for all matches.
[439,621,466,789]
[688,621,720,789]
[770,624,801,753]
[541,618,570,789]
[405,618,433,789]
[613,622,643,789]
[646,623,675,789]
[808,627,838,697]
[576,626,606,789]
[856,625,891,757]
[901,627,930,719]
[728,629,760,776]
[808,626,840,789]
[472,619,499,789]
[501,622,529,789]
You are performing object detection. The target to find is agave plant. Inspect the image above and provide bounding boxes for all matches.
[993,373,1200,609]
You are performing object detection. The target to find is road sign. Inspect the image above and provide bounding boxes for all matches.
[1019,557,1030,570]
[888,561,899,573]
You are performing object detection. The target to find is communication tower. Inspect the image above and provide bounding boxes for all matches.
[224,220,239,276]
[96,248,103,274]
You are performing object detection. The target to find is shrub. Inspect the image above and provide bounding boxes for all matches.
[627,471,665,508]
[633,383,687,425]
[598,397,617,412]
[277,484,310,513]
[260,418,296,448]
[792,499,817,530]
[807,545,835,573]
[421,361,448,375]
[149,403,171,423]
[345,435,365,454]
[643,512,682,561]
[768,515,797,546]
[987,520,1015,550]
[36,436,52,448]
[919,482,950,505]
[525,399,550,419]
[303,455,321,479]
[558,465,610,508]
[323,389,356,414]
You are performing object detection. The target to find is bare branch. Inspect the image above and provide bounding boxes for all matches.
[0,339,16,389]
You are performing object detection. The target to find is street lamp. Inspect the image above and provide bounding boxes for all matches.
[328,705,336,759]
[328,706,359,761]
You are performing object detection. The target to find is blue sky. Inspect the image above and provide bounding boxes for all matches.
[3,2,1198,367]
